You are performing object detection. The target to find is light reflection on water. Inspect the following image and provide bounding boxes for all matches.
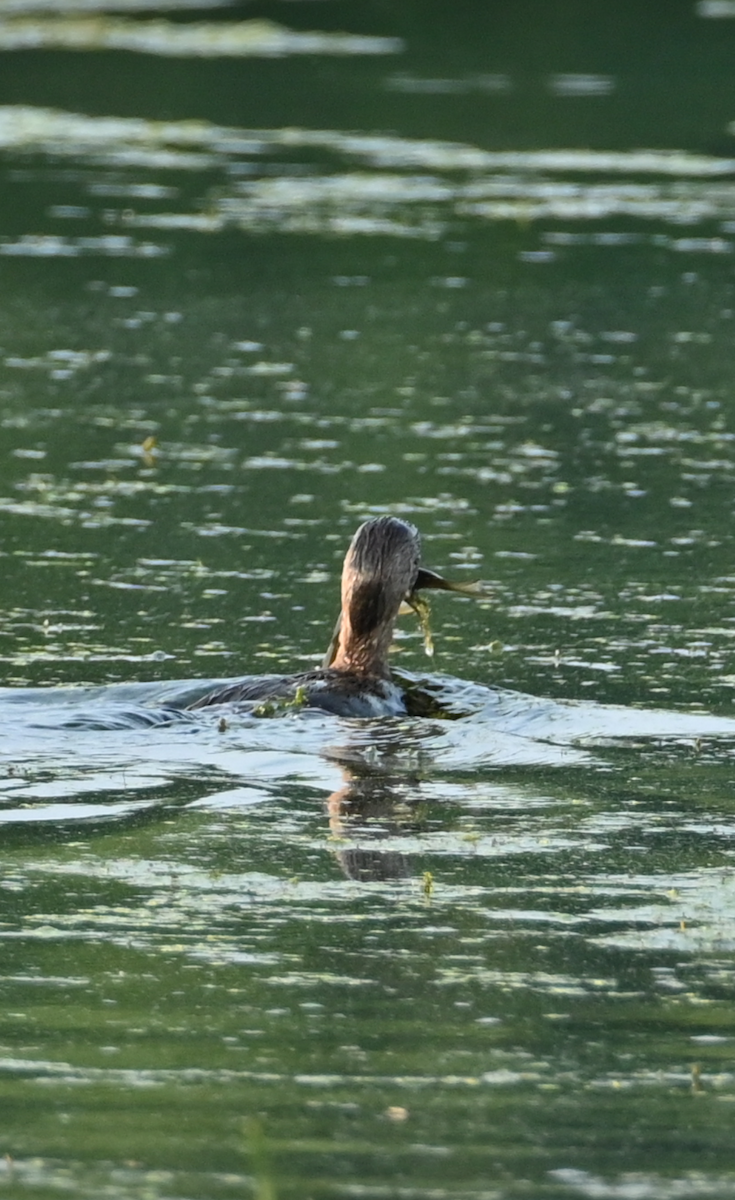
[4,106,735,249]
[3,4,735,1196]
[0,17,404,57]
[4,676,735,1197]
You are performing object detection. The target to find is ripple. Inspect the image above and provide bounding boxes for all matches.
[3,108,735,245]
[0,17,403,57]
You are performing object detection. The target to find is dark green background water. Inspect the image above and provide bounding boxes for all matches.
[3,2,735,1198]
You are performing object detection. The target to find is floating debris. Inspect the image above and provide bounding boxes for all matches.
[253,685,308,719]
[140,435,157,467]
[407,594,435,658]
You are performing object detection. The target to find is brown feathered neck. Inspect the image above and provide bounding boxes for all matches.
[330,516,420,677]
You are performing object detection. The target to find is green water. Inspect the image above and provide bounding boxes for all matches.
[3,2,735,1198]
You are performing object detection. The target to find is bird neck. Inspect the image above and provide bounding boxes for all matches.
[330,610,396,677]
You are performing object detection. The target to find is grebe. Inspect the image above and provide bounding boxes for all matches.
[189,515,478,718]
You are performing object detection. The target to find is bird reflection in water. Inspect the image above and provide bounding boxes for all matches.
[321,721,441,883]
[326,771,418,882]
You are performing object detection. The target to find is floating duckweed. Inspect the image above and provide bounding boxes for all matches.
[253,685,308,719]
[141,434,157,467]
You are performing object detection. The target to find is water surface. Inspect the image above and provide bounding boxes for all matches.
[3,3,735,1198]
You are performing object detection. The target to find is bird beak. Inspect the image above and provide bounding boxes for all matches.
[412,568,488,597]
